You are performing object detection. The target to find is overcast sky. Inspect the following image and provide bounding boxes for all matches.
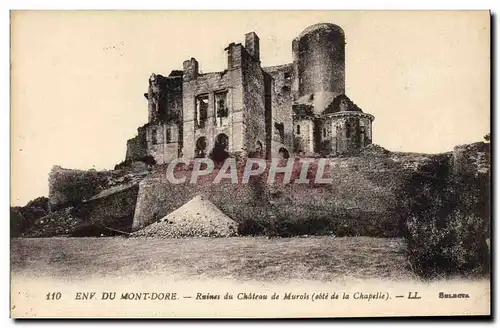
[11,10,490,206]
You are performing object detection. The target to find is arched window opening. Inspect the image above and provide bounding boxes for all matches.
[278,148,290,160]
[195,137,207,158]
[210,133,230,163]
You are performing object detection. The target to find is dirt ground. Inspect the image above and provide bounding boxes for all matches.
[10,236,415,282]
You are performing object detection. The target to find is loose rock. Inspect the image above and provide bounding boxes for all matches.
[131,195,238,238]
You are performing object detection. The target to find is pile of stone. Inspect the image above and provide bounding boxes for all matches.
[131,195,238,238]
[23,207,82,237]
[105,170,149,188]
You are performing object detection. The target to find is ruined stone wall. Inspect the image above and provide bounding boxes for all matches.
[131,143,490,236]
[337,116,360,154]
[145,122,180,164]
[293,117,314,154]
[48,166,115,211]
[162,76,183,122]
[131,152,426,232]
[264,71,273,158]
[242,51,267,156]
[27,183,140,237]
[132,173,265,230]
[126,136,143,161]
[72,184,140,233]
[182,47,245,158]
[125,126,148,161]
[263,64,294,157]
[361,116,373,144]
[147,74,183,124]
[320,113,373,155]
[128,72,183,164]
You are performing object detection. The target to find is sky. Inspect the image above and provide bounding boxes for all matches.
[10,10,490,206]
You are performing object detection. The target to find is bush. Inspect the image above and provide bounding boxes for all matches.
[267,215,335,238]
[238,218,266,236]
[405,211,489,278]
[397,154,490,278]
[10,197,49,237]
[255,206,400,239]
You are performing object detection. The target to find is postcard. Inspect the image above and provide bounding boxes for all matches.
[10,10,491,318]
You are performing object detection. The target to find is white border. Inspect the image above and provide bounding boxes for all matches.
[2,1,498,326]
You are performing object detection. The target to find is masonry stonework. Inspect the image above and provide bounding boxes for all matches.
[125,22,374,164]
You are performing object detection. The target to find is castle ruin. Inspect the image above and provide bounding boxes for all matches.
[125,23,375,164]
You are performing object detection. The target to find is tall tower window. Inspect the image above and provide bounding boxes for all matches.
[296,125,301,135]
[346,122,351,138]
[274,122,285,143]
[214,91,228,127]
[195,94,209,129]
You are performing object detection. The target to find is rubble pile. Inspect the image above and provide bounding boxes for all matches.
[23,207,82,237]
[105,170,149,189]
[132,195,238,238]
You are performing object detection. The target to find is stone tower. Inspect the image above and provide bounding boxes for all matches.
[292,23,345,114]
[292,23,374,156]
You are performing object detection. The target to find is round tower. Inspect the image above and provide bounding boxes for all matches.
[293,23,345,114]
